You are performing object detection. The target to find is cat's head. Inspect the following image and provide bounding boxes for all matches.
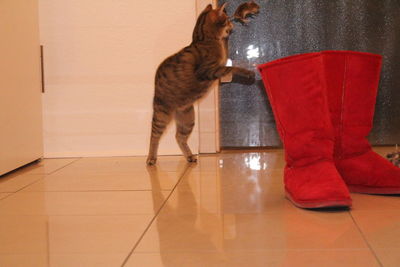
[192,3,233,42]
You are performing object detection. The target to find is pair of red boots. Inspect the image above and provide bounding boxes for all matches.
[258,51,400,209]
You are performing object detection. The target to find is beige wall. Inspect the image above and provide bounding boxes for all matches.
[40,0,199,157]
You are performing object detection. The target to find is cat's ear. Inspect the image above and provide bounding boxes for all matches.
[218,2,227,15]
[204,4,213,12]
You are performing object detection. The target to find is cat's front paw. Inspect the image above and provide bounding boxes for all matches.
[240,70,255,85]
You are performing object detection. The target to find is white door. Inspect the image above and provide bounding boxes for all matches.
[40,0,199,157]
[0,0,43,175]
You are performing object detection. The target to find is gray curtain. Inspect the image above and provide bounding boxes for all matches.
[220,0,400,147]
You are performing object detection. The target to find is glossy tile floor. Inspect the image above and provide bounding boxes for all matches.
[0,147,399,267]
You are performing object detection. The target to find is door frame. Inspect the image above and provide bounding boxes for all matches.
[196,0,221,154]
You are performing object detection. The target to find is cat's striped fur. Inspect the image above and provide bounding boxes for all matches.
[147,3,255,165]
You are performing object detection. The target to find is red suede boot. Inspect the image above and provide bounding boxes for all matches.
[258,53,352,208]
[322,51,400,194]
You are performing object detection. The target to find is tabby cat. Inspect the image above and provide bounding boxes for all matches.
[146,3,256,165]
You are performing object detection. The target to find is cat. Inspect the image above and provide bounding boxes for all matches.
[234,1,260,24]
[146,3,256,165]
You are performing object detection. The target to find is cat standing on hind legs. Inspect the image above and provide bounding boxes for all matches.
[146,3,256,165]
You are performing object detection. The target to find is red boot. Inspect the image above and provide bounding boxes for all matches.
[258,53,352,208]
[322,51,400,194]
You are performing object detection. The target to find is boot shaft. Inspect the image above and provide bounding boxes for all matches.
[258,51,382,163]
[258,53,335,168]
[321,51,382,159]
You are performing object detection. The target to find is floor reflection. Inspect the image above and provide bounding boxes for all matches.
[1,150,396,266]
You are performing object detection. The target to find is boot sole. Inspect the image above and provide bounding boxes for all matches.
[285,191,352,209]
[348,185,400,195]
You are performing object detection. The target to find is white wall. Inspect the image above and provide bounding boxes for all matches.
[39,0,198,157]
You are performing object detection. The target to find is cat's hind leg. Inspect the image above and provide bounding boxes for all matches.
[147,106,173,165]
[175,105,197,163]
